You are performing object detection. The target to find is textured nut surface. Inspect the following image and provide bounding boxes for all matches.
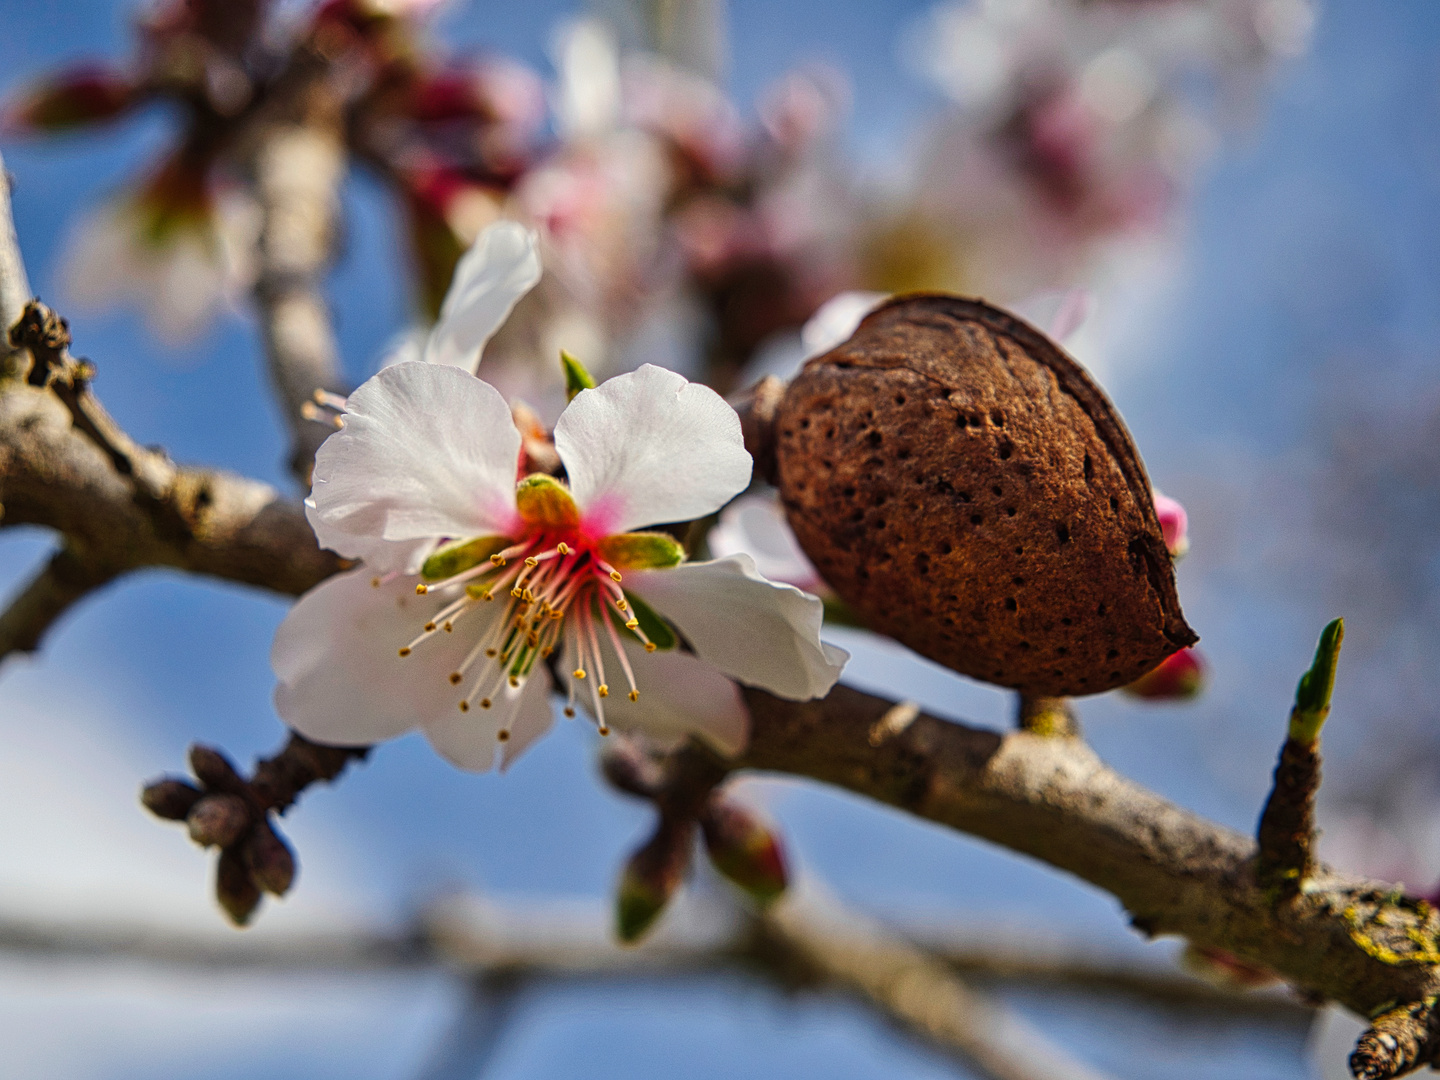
[775,293,1196,696]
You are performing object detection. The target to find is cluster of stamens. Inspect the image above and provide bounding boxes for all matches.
[393,532,658,740]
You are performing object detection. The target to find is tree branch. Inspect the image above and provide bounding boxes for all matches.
[244,57,349,484]
[0,374,343,658]
[0,546,119,658]
[737,686,1440,1027]
[760,889,1115,1080]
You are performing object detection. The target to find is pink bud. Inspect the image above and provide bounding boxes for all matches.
[1152,490,1189,559]
[1123,647,1205,701]
[4,66,134,134]
[615,818,694,943]
[701,797,788,903]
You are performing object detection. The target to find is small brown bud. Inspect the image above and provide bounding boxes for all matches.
[215,848,261,926]
[243,821,296,896]
[188,744,246,793]
[140,777,203,821]
[775,294,1196,696]
[186,793,252,848]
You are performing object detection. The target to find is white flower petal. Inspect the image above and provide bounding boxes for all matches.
[707,493,823,593]
[500,673,557,770]
[555,364,751,535]
[423,706,498,773]
[302,524,437,577]
[800,290,888,358]
[423,669,553,773]
[561,634,749,756]
[272,569,484,745]
[423,221,541,373]
[308,362,522,559]
[628,555,847,700]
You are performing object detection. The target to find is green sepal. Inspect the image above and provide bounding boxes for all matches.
[515,473,579,528]
[608,591,676,651]
[421,535,512,581]
[561,349,596,402]
[597,531,685,570]
[1289,617,1344,745]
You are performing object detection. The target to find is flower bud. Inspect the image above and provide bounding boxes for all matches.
[1153,490,1189,559]
[1123,647,1205,701]
[215,848,261,926]
[775,294,1196,696]
[700,797,788,903]
[244,821,297,896]
[615,818,695,944]
[186,793,251,848]
[4,66,134,133]
[140,777,203,821]
[188,743,245,793]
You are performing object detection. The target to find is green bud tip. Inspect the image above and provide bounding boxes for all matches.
[615,876,668,944]
[561,349,596,401]
[1289,617,1344,745]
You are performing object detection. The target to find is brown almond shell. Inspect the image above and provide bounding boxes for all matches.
[774,293,1197,697]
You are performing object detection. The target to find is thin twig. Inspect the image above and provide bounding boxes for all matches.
[249,111,349,483]
[0,546,120,660]
[762,888,1115,1080]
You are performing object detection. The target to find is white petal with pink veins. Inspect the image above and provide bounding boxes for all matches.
[424,221,541,373]
[629,554,847,700]
[554,364,752,535]
[273,569,486,746]
[308,362,522,563]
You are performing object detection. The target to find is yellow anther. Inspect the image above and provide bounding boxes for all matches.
[481,698,492,709]
[371,577,381,588]
[459,700,469,712]
[598,725,610,736]
[564,706,576,718]
[616,599,629,612]
[610,570,622,582]
[511,587,524,599]
[525,556,538,568]
[398,647,412,657]
[416,584,428,595]
[527,632,540,648]
[598,685,609,698]
[573,668,586,680]
[486,648,498,658]
[628,690,639,702]
[449,672,462,685]
[557,542,570,554]
[497,729,511,742]
[480,591,493,602]
[644,643,657,653]
[444,621,454,632]
[424,622,437,632]
[508,676,519,688]
[625,619,639,630]
[540,646,553,658]
[490,554,506,566]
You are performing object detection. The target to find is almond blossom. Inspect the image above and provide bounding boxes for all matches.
[273,361,846,773]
